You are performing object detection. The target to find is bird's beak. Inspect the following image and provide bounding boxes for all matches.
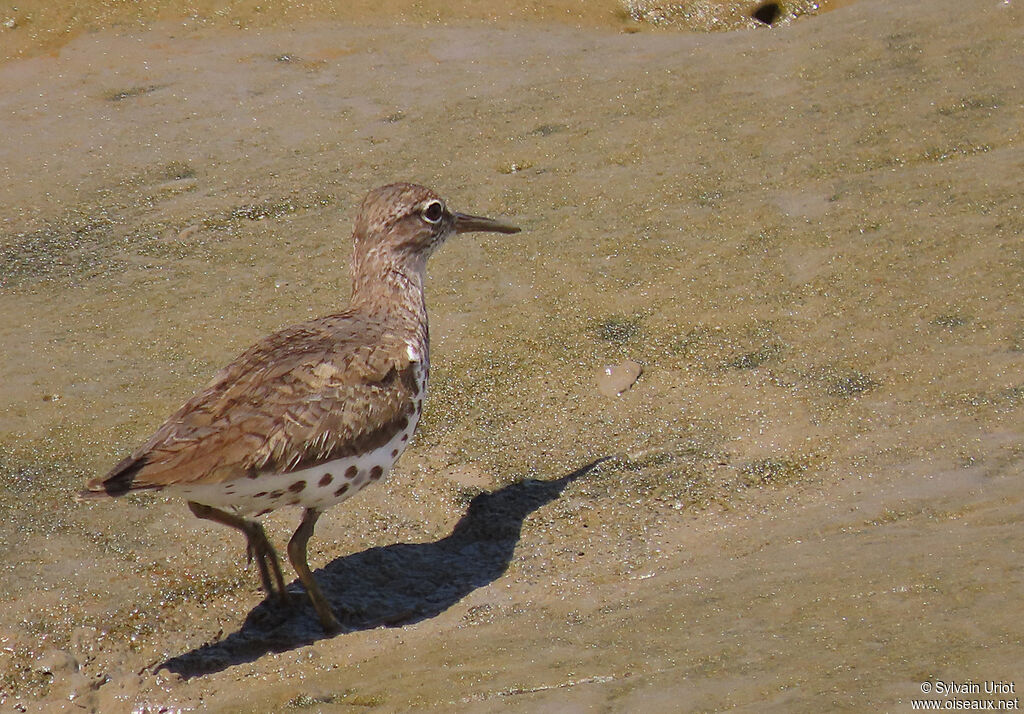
[453,212,521,235]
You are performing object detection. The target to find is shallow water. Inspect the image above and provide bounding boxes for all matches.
[1,0,1022,710]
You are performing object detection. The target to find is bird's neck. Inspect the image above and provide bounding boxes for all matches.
[351,251,430,355]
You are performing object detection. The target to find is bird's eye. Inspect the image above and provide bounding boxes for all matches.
[421,200,444,224]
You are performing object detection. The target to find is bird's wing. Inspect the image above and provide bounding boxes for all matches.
[82,314,421,497]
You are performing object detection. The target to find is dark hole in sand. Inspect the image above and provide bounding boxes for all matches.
[752,1,783,25]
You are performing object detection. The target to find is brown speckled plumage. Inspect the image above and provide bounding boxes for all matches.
[95,316,422,493]
[80,183,519,632]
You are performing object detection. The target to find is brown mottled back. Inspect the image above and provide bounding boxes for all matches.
[90,310,420,496]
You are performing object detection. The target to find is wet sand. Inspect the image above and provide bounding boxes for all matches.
[0,0,853,62]
[1,0,1023,710]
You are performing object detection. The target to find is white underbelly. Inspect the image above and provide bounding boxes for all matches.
[174,411,419,515]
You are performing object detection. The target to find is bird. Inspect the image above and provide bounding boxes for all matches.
[79,183,520,633]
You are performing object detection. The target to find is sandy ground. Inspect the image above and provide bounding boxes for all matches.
[0,0,852,62]
[0,0,1022,711]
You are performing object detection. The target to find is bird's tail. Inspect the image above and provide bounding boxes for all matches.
[76,454,156,502]
[74,487,114,502]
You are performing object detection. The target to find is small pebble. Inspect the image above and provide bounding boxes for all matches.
[597,359,643,397]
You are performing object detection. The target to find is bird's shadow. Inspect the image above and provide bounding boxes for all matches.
[161,458,607,679]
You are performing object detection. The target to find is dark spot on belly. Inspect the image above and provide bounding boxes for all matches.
[370,465,383,480]
[390,449,398,458]
[254,491,268,498]
[334,482,349,497]
[269,490,284,499]
[319,473,333,487]
[345,465,358,479]
[288,480,306,493]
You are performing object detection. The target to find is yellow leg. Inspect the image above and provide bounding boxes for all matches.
[188,501,288,603]
[287,509,341,633]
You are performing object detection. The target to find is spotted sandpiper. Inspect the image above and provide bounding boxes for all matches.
[80,183,520,633]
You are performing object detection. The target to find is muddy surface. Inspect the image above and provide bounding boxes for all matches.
[1,0,854,62]
[1,0,1022,711]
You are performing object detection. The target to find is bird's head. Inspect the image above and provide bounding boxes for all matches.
[352,183,520,274]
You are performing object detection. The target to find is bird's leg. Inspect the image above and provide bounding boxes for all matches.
[287,508,341,633]
[245,532,288,604]
[188,501,289,604]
